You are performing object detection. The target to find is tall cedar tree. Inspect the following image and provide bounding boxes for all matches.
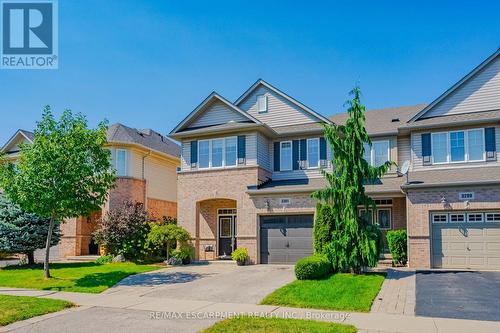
[311,87,392,273]
[0,107,116,278]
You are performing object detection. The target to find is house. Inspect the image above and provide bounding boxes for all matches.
[1,123,180,258]
[171,48,500,269]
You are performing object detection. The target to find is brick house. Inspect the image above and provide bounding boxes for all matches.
[171,48,500,269]
[1,123,180,258]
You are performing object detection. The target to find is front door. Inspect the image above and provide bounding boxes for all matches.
[218,215,237,258]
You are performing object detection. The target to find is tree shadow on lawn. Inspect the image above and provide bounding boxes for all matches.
[114,271,206,287]
[2,262,102,271]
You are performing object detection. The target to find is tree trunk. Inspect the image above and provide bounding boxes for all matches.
[44,217,55,279]
[166,240,170,261]
[27,251,35,265]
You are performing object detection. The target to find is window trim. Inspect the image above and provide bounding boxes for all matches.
[115,148,128,176]
[431,213,448,223]
[257,94,268,113]
[377,208,392,230]
[280,141,293,171]
[431,129,486,165]
[364,140,390,166]
[306,138,320,169]
[197,136,238,170]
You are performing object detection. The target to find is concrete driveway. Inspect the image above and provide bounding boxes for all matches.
[416,270,500,321]
[105,262,295,304]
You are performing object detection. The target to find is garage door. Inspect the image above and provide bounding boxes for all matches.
[260,215,313,264]
[432,212,500,269]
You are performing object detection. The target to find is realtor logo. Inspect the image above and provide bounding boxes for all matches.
[1,0,58,69]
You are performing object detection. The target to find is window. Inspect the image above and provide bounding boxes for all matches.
[116,149,127,176]
[363,143,371,163]
[432,133,448,163]
[468,129,484,161]
[450,131,465,162]
[375,199,393,205]
[432,214,448,223]
[359,209,373,224]
[199,140,210,168]
[449,213,465,223]
[280,141,292,171]
[225,137,237,166]
[257,95,267,113]
[431,129,486,164]
[363,141,390,166]
[373,141,390,166]
[211,139,223,168]
[377,209,391,229]
[198,137,238,169]
[467,213,483,222]
[486,213,500,222]
[307,138,319,168]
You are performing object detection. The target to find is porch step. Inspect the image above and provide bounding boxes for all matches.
[65,255,100,262]
[379,253,393,260]
[377,259,394,268]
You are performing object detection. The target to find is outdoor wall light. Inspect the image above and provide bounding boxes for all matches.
[440,195,448,205]
[265,199,270,211]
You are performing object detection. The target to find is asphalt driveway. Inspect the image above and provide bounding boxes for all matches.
[105,262,295,304]
[416,270,500,321]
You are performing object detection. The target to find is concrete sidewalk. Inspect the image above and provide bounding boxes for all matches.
[1,287,499,333]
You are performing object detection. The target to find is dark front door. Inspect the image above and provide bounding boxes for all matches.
[218,215,236,258]
[260,214,314,264]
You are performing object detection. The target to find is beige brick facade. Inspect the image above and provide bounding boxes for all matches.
[406,186,500,268]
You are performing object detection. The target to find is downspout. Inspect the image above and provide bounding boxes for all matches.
[142,150,152,209]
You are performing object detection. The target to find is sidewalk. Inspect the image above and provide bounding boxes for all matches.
[1,287,499,333]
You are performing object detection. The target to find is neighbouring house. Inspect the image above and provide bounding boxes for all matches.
[171,48,500,269]
[1,123,180,258]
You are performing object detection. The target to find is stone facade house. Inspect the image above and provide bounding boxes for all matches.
[1,123,180,258]
[171,48,500,269]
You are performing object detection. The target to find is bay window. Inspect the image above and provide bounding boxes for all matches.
[280,141,292,171]
[468,129,484,161]
[450,131,465,162]
[199,140,210,168]
[225,137,237,166]
[116,149,128,176]
[432,132,448,163]
[211,139,223,167]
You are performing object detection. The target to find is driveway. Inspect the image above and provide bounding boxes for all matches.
[105,262,295,304]
[416,270,500,321]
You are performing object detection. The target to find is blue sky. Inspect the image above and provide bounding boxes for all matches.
[0,0,499,144]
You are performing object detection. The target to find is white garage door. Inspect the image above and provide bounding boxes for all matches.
[432,212,500,270]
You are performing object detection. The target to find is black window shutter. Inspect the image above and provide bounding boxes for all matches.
[300,139,307,160]
[421,133,431,165]
[485,127,496,152]
[273,142,280,171]
[319,137,327,160]
[190,141,198,166]
[237,135,246,164]
[292,140,299,170]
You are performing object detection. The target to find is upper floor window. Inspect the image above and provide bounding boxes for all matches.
[280,141,292,171]
[307,138,319,168]
[257,95,267,113]
[198,137,238,169]
[116,149,128,176]
[363,140,390,166]
[432,129,485,164]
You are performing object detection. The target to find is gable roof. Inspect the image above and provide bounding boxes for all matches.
[234,79,332,124]
[170,92,261,134]
[107,123,180,158]
[330,104,426,136]
[409,48,500,122]
[1,129,34,153]
[2,125,180,159]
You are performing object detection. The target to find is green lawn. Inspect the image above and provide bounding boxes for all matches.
[0,262,160,293]
[200,317,356,333]
[0,295,74,326]
[261,273,385,312]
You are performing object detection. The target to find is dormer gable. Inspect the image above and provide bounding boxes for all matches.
[410,49,500,122]
[235,79,331,128]
[1,130,34,155]
[170,92,261,134]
